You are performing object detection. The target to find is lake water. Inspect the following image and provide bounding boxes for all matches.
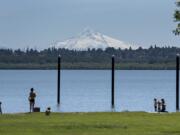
[0,70,178,113]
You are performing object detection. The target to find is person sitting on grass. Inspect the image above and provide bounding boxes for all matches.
[28,88,36,113]
[45,107,51,116]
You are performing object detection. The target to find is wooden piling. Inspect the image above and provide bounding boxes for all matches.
[111,55,115,109]
[57,55,61,104]
[176,54,179,111]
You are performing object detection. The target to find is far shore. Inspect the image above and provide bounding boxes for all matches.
[0,62,177,70]
[0,68,178,70]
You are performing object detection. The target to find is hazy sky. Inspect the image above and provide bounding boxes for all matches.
[0,0,179,49]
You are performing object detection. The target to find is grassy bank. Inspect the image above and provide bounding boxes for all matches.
[1,112,180,135]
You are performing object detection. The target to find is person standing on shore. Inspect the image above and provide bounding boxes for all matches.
[154,98,158,112]
[161,98,166,112]
[0,102,2,114]
[28,88,36,112]
[157,100,161,112]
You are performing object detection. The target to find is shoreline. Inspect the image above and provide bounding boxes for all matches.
[0,68,177,70]
[0,68,176,71]
[0,111,172,115]
[0,62,176,70]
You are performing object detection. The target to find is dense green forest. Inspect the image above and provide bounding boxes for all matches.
[0,46,180,69]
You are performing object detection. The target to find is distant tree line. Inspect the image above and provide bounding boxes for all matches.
[0,46,179,69]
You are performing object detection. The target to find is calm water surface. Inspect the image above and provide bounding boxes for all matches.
[0,70,177,113]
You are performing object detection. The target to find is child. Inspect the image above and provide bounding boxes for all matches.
[157,100,161,112]
[161,99,166,112]
[154,98,157,112]
[45,107,51,116]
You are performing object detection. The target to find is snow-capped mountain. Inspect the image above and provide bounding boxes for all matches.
[53,28,133,50]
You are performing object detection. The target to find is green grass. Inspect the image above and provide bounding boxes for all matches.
[1,112,180,135]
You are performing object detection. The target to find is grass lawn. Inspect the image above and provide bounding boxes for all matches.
[0,112,180,135]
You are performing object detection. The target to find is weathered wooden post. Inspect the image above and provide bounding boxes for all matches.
[176,54,179,111]
[57,55,61,104]
[111,55,115,109]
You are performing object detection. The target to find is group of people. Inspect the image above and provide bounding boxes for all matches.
[154,98,166,112]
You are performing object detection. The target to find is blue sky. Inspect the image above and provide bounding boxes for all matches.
[0,0,179,49]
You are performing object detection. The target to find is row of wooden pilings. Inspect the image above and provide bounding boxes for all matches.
[57,54,180,111]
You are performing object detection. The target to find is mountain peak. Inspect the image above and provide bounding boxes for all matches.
[82,27,95,34]
[53,28,133,50]
[79,28,98,37]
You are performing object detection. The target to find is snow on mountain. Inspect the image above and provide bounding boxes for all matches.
[53,28,133,50]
